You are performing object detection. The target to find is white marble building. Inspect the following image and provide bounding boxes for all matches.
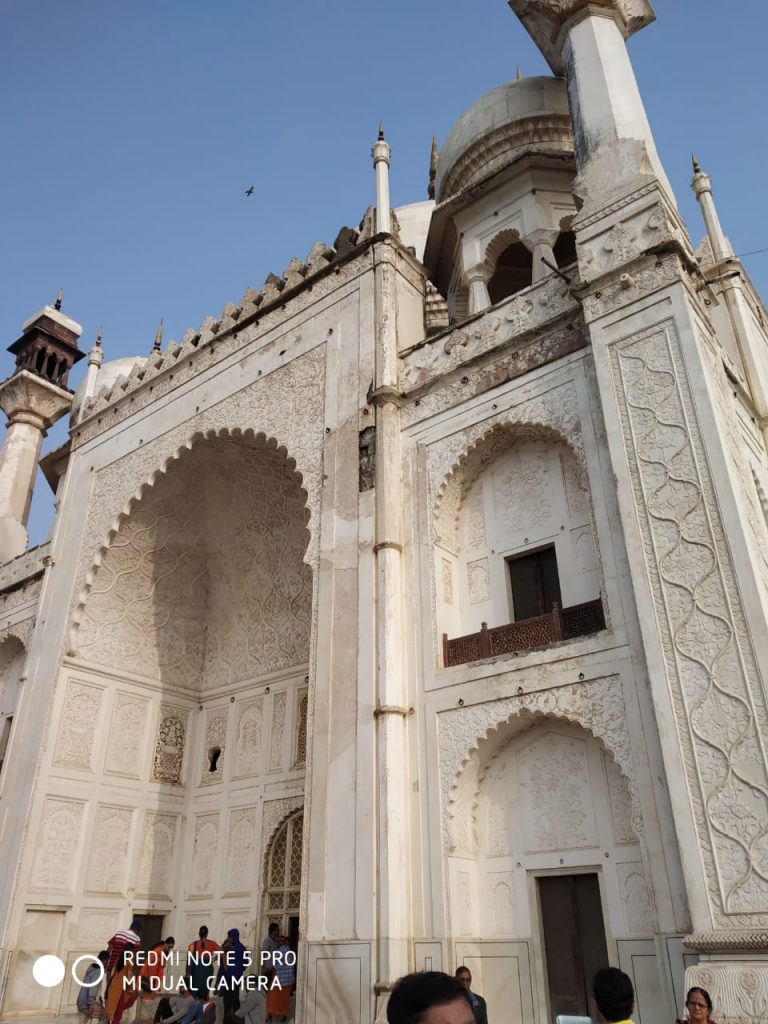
[1,2,767,1023]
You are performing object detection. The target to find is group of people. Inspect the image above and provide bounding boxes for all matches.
[384,965,719,1024]
[77,920,295,1024]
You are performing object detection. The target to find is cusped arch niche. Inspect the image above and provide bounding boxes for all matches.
[69,429,313,692]
[433,420,600,649]
[444,706,653,942]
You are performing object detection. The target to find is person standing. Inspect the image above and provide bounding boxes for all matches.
[186,927,221,996]
[259,924,279,980]
[592,967,635,1024]
[265,937,294,1024]
[77,951,109,1023]
[683,986,719,1024]
[105,921,142,983]
[218,929,247,1016]
[455,967,487,1024]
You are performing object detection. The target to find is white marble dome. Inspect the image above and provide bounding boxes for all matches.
[435,76,573,202]
[70,355,147,421]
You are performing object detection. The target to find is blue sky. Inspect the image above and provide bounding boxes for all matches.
[2,0,767,545]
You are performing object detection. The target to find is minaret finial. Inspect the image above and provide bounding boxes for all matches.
[516,64,523,81]
[378,121,385,142]
[95,327,103,348]
[372,124,392,234]
[54,288,63,311]
[428,135,439,200]
[153,318,163,353]
[692,153,701,174]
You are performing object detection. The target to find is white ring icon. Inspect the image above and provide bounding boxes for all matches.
[72,955,105,987]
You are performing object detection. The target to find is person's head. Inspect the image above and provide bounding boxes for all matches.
[130,919,142,933]
[387,971,474,1024]
[227,928,240,943]
[454,967,471,991]
[98,950,109,964]
[593,967,635,1023]
[686,987,713,1022]
[163,936,175,951]
[268,923,279,937]
[198,926,208,940]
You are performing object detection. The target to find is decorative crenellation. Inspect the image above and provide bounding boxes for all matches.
[76,237,346,425]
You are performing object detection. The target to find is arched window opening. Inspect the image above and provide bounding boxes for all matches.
[45,353,58,380]
[553,230,577,270]
[34,348,47,373]
[487,242,533,304]
[207,746,221,773]
[264,811,303,944]
[0,637,26,784]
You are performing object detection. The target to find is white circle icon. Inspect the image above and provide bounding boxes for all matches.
[32,954,65,988]
[72,955,105,987]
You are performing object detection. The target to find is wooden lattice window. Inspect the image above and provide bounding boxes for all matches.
[294,688,308,767]
[265,812,303,922]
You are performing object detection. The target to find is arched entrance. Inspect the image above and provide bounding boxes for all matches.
[263,810,303,952]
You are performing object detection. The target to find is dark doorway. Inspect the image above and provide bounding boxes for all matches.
[133,913,164,952]
[508,545,562,621]
[538,873,609,1022]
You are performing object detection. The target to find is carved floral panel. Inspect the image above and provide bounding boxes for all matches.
[54,681,103,771]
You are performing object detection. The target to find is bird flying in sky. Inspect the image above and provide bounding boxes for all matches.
[245,186,254,196]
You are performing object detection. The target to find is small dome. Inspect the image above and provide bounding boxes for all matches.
[435,77,573,202]
[70,355,147,421]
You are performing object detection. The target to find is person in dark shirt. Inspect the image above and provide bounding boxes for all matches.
[455,967,488,1024]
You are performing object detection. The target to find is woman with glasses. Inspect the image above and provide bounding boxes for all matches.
[683,987,717,1024]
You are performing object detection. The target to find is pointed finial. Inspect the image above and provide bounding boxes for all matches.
[378,121,385,141]
[428,135,439,200]
[692,153,701,174]
[54,288,63,311]
[516,65,523,81]
[95,327,103,348]
[153,318,163,353]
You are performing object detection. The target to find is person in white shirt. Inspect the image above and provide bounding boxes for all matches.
[234,988,266,1024]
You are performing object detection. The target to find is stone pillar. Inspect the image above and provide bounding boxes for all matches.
[371,241,410,1022]
[372,126,392,235]
[464,263,492,314]
[0,372,73,561]
[524,227,559,283]
[508,3,768,1021]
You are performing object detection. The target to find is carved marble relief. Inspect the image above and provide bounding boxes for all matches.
[269,692,286,771]
[233,698,263,779]
[152,705,189,784]
[617,861,654,935]
[201,707,228,785]
[106,692,149,778]
[136,812,177,897]
[441,558,454,605]
[87,805,133,894]
[467,559,489,605]
[78,911,119,946]
[457,871,472,936]
[54,681,102,771]
[191,814,220,897]
[488,873,516,936]
[519,732,597,852]
[30,798,84,891]
[606,756,638,844]
[612,321,768,923]
[225,807,258,894]
[294,688,308,768]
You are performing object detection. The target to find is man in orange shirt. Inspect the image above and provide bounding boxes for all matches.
[186,927,221,995]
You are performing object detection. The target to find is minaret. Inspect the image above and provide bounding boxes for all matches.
[0,299,84,561]
[692,155,768,418]
[77,328,104,423]
[372,123,392,234]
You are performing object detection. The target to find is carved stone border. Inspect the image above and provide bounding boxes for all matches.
[610,319,768,925]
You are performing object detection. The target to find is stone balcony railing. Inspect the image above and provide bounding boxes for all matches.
[442,598,605,667]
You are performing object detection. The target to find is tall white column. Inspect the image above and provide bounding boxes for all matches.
[371,241,409,1022]
[372,125,392,235]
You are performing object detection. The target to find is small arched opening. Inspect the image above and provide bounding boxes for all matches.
[487,241,533,304]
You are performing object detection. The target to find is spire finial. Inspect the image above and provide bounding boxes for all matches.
[516,64,523,81]
[428,135,439,200]
[692,153,701,174]
[54,288,63,311]
[378,121,385,142]
[153,318,163,353]
[95,327,103,348]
